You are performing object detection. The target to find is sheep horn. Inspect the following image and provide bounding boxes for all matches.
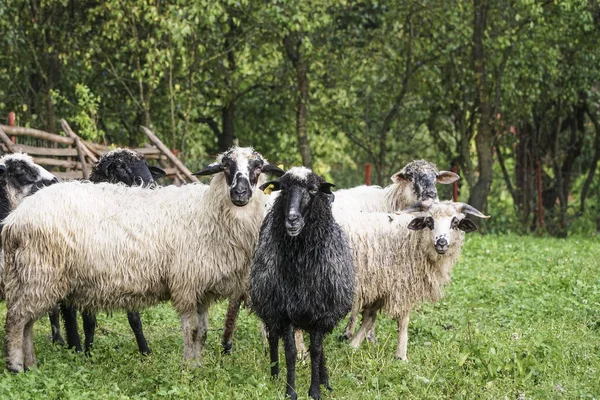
[455,203,491,219]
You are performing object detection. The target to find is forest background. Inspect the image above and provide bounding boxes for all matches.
[1,0,599,237]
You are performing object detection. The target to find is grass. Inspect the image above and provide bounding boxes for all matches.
[0,234,599,399]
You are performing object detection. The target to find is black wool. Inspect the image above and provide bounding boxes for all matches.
[250,169,355,400]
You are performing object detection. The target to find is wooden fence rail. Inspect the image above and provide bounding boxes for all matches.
[0,115,196,184]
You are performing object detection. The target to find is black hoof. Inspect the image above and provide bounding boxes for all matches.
[51,335,65,346]
[222,340,233,355]
[140,349,152,356]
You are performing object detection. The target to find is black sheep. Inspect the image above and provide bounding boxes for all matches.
[250,167,354,400]
[53,148,165,355]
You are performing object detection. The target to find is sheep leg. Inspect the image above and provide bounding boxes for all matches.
[282,325,297,400]
[395,309,411,361]
[181,309,201,364]
[182,303,209,364]
[366,325,377,343]
[197,303,209,349]
[349,307,378,349]
[127,311,151,355]
[82,311,97,354]
[48,306,65,345]
[61,303,82,352]
[294,329,308,361]
[4,308,27,372]
[23,320,36,370]
[222,296,243,355]
[319,347,332,391]
[308,331,324,400]
[267,327,280,377]
[339,312,359,342]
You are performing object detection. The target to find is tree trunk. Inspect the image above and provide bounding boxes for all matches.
[218,17,237,152]
[220,104,236,152]
[580,106,600,213]
[469,0,493,213]
[284,33,313,169]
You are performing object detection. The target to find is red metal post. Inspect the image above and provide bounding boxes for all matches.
[365,163,371,186]
[451,165,459,202]
[536,160,543,229]
[8,112,16,144]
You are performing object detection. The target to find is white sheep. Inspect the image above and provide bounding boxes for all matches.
[336,200,488,360]
[2,147,283,372]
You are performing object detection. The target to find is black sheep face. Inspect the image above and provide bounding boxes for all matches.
[261,167,334,237]
[193,147,284,207]
[0,153,58,211]
[91,149,165,186]
[391,160,459,202]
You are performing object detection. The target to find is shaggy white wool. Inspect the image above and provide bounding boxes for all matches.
[2,173,267,316]
[337,201,466,319]
[286,166,311,181]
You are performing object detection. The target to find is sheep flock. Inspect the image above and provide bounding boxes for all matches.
[0,146,489,400]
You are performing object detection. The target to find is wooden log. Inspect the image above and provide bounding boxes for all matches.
[140,126,199,183]
[132,147,162,156]
[0,143,79,157]
[0,125,74,145]
[52,171,85,180]
[60,119,91,177]
[32,157,81,169]
[61,120,99,163]
[0,126,17,153]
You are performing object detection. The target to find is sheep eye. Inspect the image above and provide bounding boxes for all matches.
[309,188,318,196]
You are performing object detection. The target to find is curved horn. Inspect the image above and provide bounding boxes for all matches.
[398,201,431,214]
[455,203,491,219]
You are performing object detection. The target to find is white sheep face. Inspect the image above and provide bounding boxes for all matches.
[0,153,58,210]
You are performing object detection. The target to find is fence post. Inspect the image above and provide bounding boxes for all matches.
[365,163,371,186]
[451,164,459,202]
[8,112,16,144]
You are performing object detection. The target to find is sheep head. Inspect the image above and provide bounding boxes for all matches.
[0,152,58,211]
[260,167,334,237]
[402,200,489,255]
[194,147,284,207]
[391,160,459,203]
[91,148,165,186]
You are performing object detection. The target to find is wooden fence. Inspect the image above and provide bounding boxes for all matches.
[0,114,199,185]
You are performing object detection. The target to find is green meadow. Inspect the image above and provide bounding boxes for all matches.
[1,235,598,399]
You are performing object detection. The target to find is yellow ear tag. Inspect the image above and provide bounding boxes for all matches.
[263,184,274,195]
[278,164,284,170]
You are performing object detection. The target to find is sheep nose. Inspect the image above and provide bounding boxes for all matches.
[233,187,248,196]
[435,238,449,254]
[287,213,300,223]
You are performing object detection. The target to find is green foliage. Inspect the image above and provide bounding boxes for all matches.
[0,235,598,398]
[51,84,105,141]
[0,0,599,233]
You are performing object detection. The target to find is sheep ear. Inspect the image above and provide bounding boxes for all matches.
[101,160,113,176]
[408,217,427,231]
[193,163,224,176]
[458,219,478,233]
[390,171,407,183]
[262,163,285,177]
[319,182,335,194]
[259,180,281,192]
[437,171,459,184]
[149,166,166,180]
